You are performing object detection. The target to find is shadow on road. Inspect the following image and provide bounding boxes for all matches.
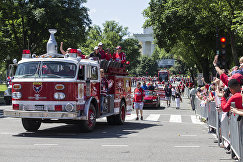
[143,106,165,110]
[13,121,161,139]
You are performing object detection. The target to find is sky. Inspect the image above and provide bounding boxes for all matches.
[84,0,151,35]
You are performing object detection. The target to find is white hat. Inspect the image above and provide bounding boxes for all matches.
[98,42,103,46]
[94,46,99,50]
[77,49,82,53]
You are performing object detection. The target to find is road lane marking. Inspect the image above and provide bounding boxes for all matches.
[145,114,160,121]
[102,145,128,147]
[34,144,58,146]
[174,146,200,148]
[126,114,137,121]
[180,135,197,137]
[169,115,182,123]
[191,115,203,124]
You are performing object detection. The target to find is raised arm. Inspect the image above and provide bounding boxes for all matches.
[60,42,66,55]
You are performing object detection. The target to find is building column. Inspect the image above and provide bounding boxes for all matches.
[142,41,146,56]
[151,42,155,57]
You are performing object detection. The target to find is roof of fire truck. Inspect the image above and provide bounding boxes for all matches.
[18,57,99,67]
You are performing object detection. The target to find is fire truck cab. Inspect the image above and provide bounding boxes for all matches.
[4,29,133,132]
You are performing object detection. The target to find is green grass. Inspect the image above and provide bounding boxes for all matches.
[0,84,7,91]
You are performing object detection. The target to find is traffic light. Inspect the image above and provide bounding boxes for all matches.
[220,37,226,55]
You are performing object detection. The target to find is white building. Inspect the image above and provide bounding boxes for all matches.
[133,27,155,57]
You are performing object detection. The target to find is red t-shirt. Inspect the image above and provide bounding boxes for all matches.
[221,92,243,112]
[113,52,126,62]
[105,53,112,61]
[99,49,106,59]
[134,88,144,102]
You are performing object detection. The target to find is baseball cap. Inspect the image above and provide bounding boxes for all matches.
[98,42,103,46]
[229,73,243,85]
[94,46,98,50]
[116,46,122,50]
[77,49,82,53]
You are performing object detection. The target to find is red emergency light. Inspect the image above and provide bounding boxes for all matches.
[68,49,78,58]
[69,49,77,53]
[22,49,31,58]
[22,50,30,54]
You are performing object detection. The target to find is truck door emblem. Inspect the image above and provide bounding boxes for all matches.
[33,82,42,93]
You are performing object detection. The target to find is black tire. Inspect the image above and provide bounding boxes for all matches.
[4,97,11,105]
[114,100,126,125]
[107,115,116,125]
[22,118,41,132]
[80,104,96,132]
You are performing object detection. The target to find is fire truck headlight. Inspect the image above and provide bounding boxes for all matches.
[65,103,74,112]
[13,84,21,90]
[12,92,22,99]
[54,92,65,100]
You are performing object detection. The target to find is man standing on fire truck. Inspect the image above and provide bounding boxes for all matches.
[113,46,126,63]
[98,42,106,59]
[134,82,144,120]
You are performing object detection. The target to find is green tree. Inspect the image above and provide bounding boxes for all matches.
[136,56,158,76]
[144,0,243,82]
[0,0,91,62]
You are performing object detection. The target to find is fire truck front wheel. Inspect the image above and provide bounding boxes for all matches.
[22,118,41,132]
[80,104,96,132]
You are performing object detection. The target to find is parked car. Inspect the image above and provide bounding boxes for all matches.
[143,90,160,108]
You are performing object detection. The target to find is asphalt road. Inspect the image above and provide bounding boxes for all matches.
[0,97,233,162]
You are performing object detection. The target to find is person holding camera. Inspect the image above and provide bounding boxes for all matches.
[220,79,242,112]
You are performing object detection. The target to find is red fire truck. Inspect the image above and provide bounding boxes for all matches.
[157,70,170,100]
[158,69,169,83]
[4,29,133,132]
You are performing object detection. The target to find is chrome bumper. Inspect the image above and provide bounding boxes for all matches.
[4,110,87,120]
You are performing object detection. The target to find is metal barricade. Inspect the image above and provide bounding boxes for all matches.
[207,102,216,129]
[221,112,230,143]
[229,114,241,161]
[201,102,208,119]
[194,97,201,117]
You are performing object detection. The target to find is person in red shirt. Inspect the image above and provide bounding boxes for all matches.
[113,46,126,63]
[98,42,106,59]
[221,79,243,112]
[105,48,112,61]
[77,49,86,59]
[134,82,144,120]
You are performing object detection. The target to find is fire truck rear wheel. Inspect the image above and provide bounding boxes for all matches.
[80,104,96,132]
[114,101,126,125]
[107,116,116,125]
[22,118,41,132]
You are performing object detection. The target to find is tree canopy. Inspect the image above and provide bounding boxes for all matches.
[0,0,91,62]
[144,0,243,82]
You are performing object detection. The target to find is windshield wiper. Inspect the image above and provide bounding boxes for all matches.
[17,74,35,78]
[45,74,62,78]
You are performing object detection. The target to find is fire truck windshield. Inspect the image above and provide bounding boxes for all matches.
[158,72,168,82]
[15,61,77,78]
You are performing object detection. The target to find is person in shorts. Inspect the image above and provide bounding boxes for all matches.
[134,82,144,120]
[165,84,172,107]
